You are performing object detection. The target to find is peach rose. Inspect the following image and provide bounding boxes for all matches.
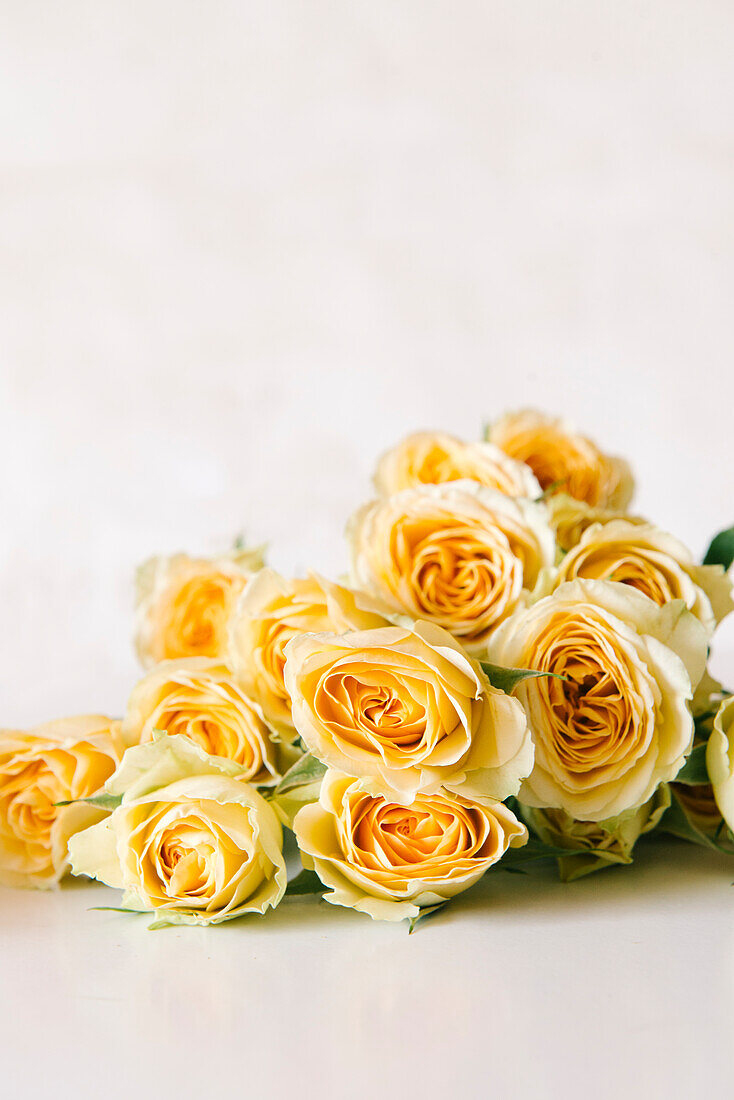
[0,715,124,888]
[122,658,289,785]
[294,769,527,921]
[229,570,390,738]
[348,481,555,652]
[373,430,541,498]
[135,546,265,667]
[488,410,634,509]
[284,620,533,801]
[551,519,733,637]
[68,735,286,927]
[486,579,708,820]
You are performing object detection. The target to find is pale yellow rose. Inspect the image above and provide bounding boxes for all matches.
[228,570,390,738]
[68,735,286,927]
[373,430,541,498]
[485,579,708,820]
[706,696,734,831]
[122,658,289,785]
[0,715,124,889]
[348,481,555,652]
[284,620,533,801]
[488,409,634,509]
[552,520,733,638]
[294,768,527,921]
[547,492,645,553]
[522,785,670,881]
[135,546,265,667]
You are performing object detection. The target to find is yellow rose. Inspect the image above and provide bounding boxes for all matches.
[348,481,555,652]
[706,696,734,831]
[284,620,533,801]
[547,492,644,553]
[552,520,733,637]
[373,430,541,498]
[135,546,265,667]
[229,570,390,738]
[488,409,634,509]
[122,658,288,785]
[68,735,286,927]
[485,579,708,820]
[522,785,670,881]
[294,769,527,921]
[0,715,124,889]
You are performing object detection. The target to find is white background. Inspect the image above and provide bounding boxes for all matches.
[1,4,733,1098]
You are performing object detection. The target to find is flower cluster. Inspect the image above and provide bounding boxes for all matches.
[2,409,733,929]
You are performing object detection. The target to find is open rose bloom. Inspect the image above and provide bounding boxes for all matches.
[68,735,286,927]
[122,658,292,784]
[487,579,709,821]
[488,409,634,509]
[284,620,533,803]
[295,769,527,921]
[0,716,124,888]
[135,546,265,667]
[373,430,541,498]
[348,481,555,652]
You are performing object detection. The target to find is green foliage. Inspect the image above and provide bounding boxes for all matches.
[703,525,734,570]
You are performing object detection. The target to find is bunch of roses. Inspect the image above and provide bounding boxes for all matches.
[2,409,734,930]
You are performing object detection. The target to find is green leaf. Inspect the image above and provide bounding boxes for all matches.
[55,793,123,811]
[480,662,566,695]
[673,743,710,786]
[284,869,326,897]
[408,901,448,934]
[274,753,326,796]
[703,525,734,570]
[493,837,585,867]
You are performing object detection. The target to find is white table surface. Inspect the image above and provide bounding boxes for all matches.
[3,832,732,1100]
[2,4,734,1097]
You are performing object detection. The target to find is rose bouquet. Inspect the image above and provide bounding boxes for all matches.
[2,410,733,929]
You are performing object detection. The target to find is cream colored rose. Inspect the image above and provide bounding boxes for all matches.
[373,430,541,498]
[706,696,734,831]
[68,735,286,926]
[488,409,634,509]
[0,715,124,889]
[547,493,645,553]
[348,481,555,652]
[229,570,390,738]
[294,769,527,921]
[522,785,670,881]
[122,658,288,785]
[552,520,733,637]
[284,620,533,801]
[135,546,265,667]
[486,579,708,820]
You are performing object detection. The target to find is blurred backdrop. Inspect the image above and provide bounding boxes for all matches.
[1,1,733,724]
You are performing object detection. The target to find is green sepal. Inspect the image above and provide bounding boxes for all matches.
[55,793,123,811]
[672,743,710,786]
[480,662,566,695]
[703,525,734,570]
[284,869,326,897]
[408,901,448,934]
[659,789,734,854]
[492,837,582,867]
[274,753,327,796]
